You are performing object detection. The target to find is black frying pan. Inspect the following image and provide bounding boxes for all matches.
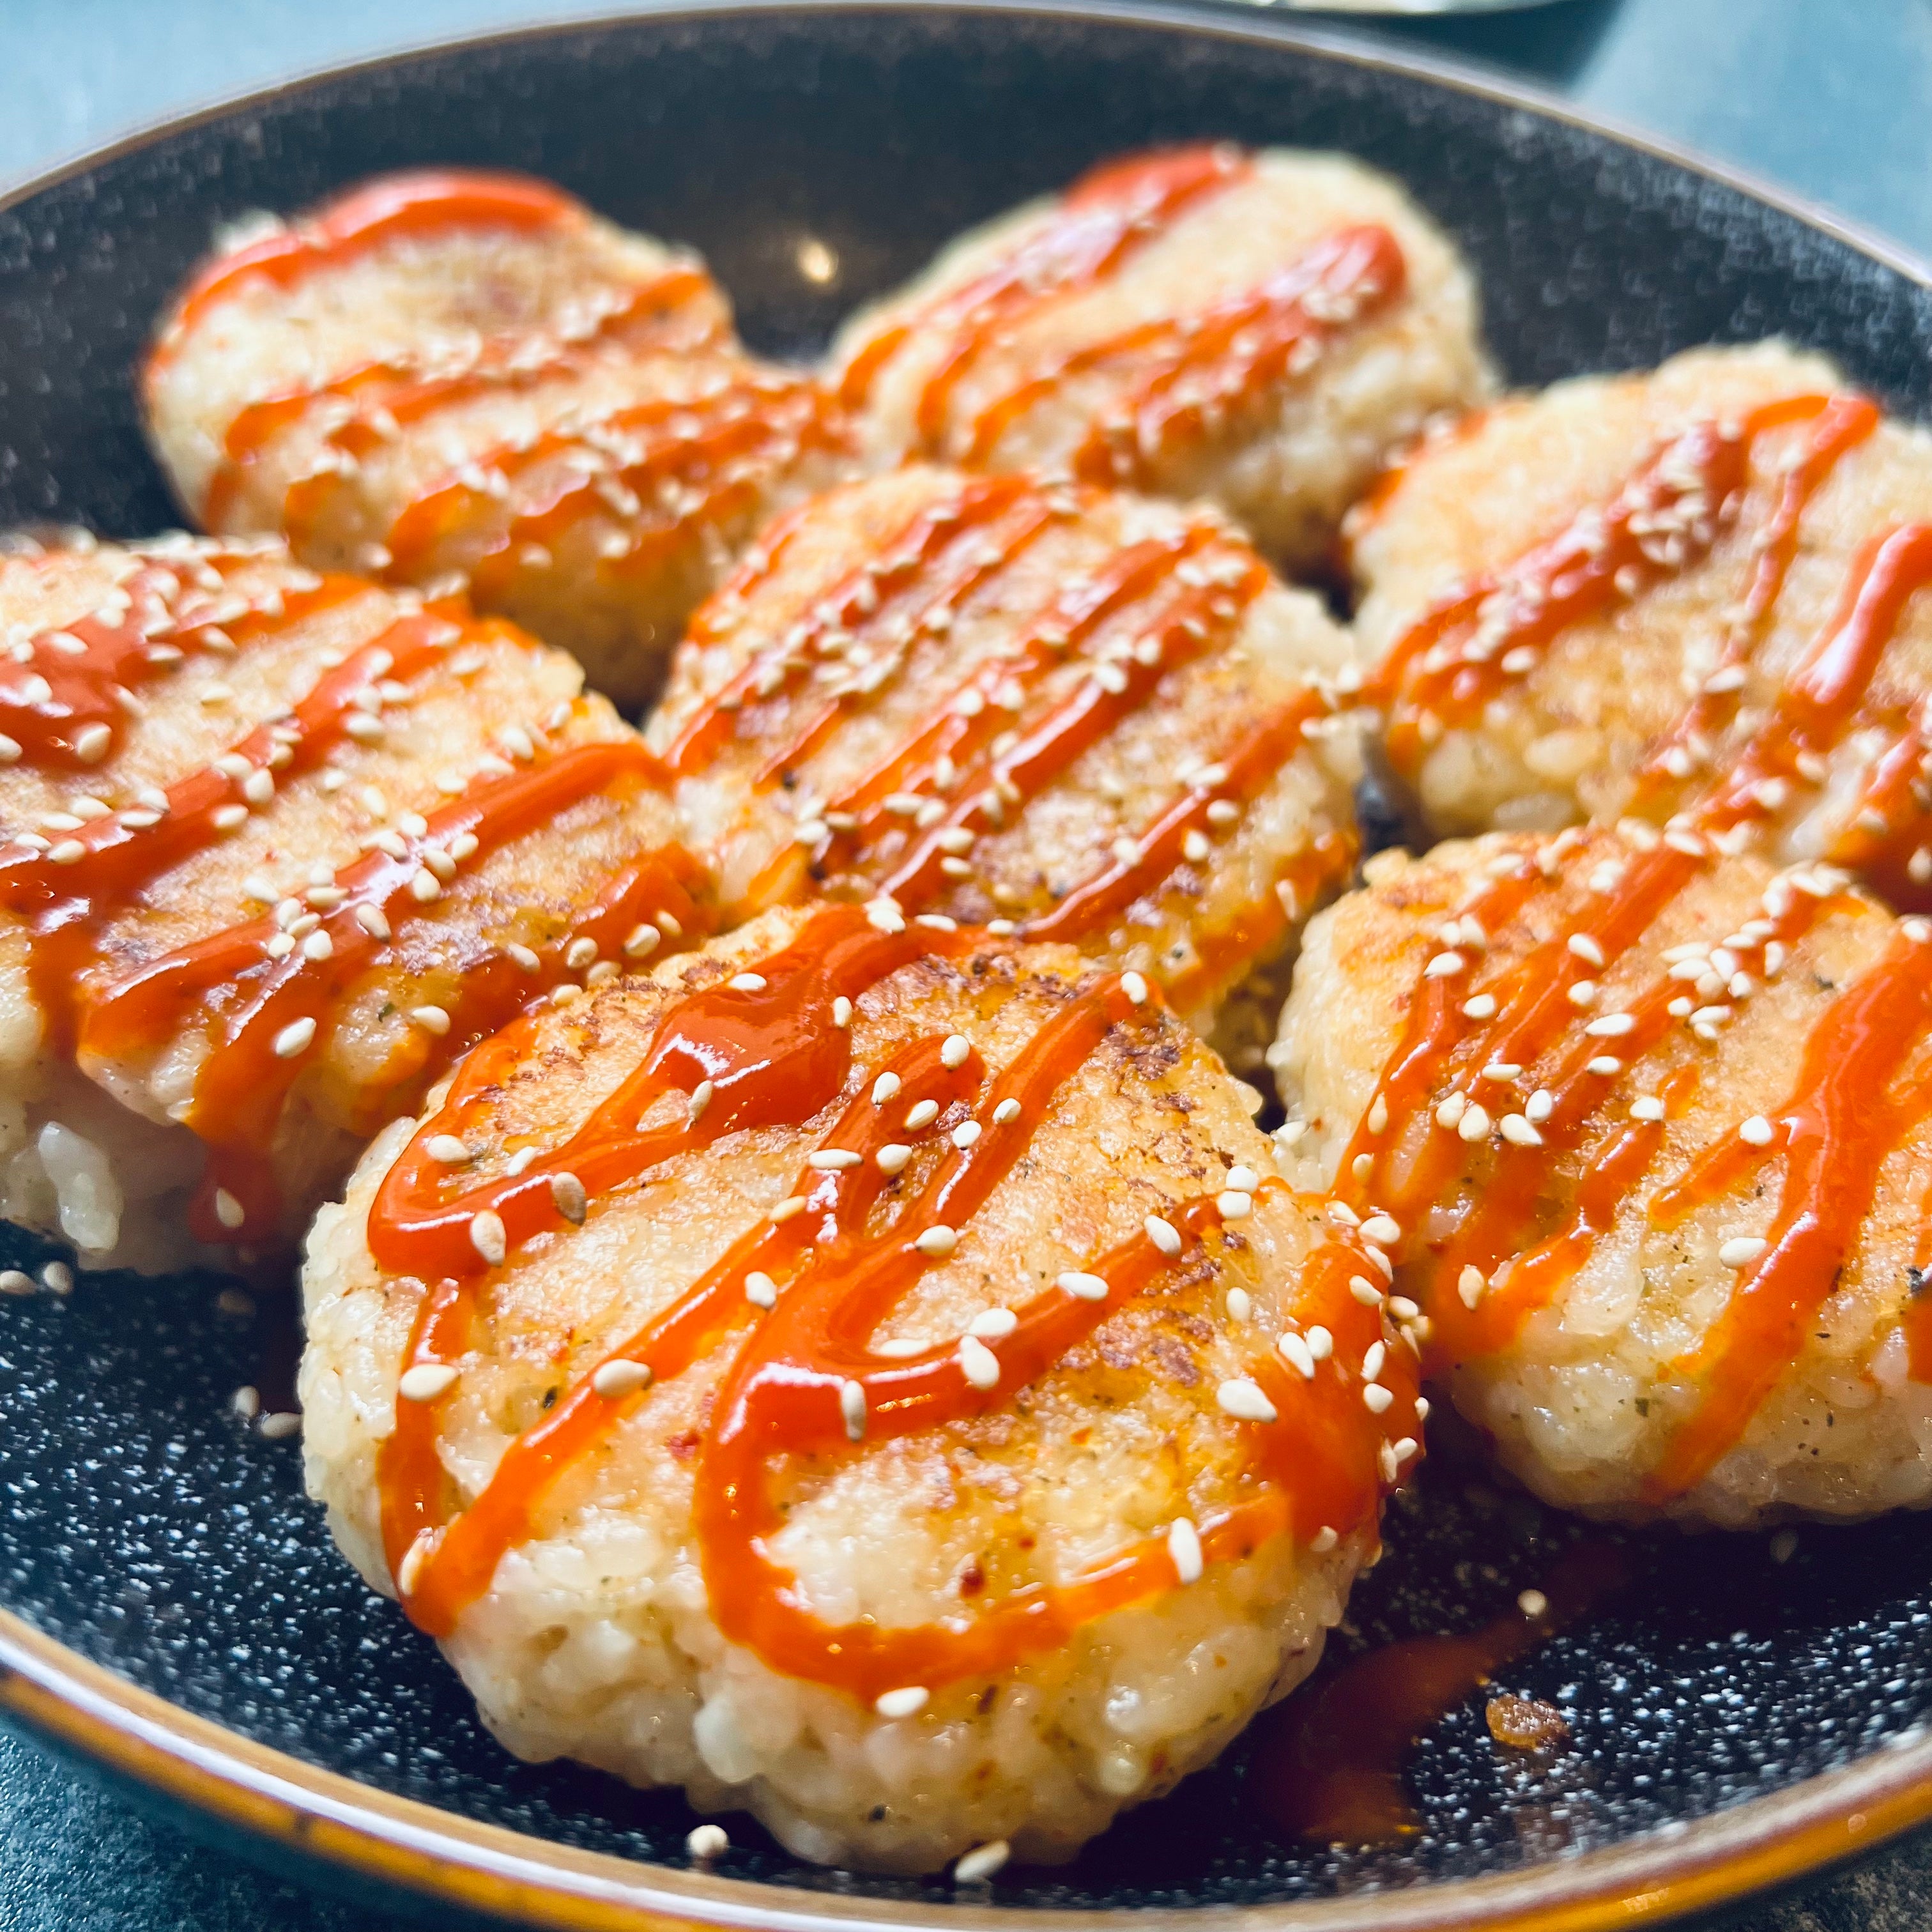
[2,7,1931,1929]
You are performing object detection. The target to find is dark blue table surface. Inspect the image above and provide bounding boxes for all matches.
[4,3,1932,1927]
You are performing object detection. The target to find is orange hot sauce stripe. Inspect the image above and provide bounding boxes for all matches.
[838,145,1252,433]
[1348,383,1932,1491]
[371,905,1417,1696]
[151,170,583,371]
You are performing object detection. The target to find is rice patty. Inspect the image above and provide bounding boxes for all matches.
[650,464,1365,1061]
[143,169,855,710]
[0,530,705,1262]
[1356,343,1932,914]
[832,144,1491,572]
[1271,822,1932,1528]
[300,903,1422,1871]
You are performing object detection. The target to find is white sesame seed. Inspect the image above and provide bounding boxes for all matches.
[1217,1189,1253,1220]
[905,1099,940,1130]
[1058,1270,1108,1301]
[1630,1096,1667,1122]
[505,941,539,971]
[876,1144,912,1175]
[831,995,854,1027]
[1145,1214,1182,1257]
[1719,1236,1768,1268]
[592,1358,653,1399]
[916,1225,958,1259]
[259,1411,301,1441]
[1458,1264,1486,1308]
[1360,1213,1400,1245]
[940,1033,971,1069]
[1588,1055,1623,1076]
[958,1335,1001,1389]
[875,1685,930,1719]
[1349,1276,1384,1307]
[993,1098,1022,1125]
[1310,1526,1339,1553]
[1167,1517,1203,1584]
[1457,1103,1492,1143]
[273,1016,317,1059]
[1362,1340,1387,1381]
[1500,1114,1543,1148]
[1278,1331,1316,1378]
[1567,979,1600,1008]
[1740,1116,1774,1146]
[1305,1326,1333,1361]
[300,929,333,963]
[410,870,441,903]
[745,1271,779,1309]
[1217,1377,1277,1423]
[1424,951,1465,979]
[1462,993,1498,1020]
[623,923,660,959]
[410,1005,451,1036]
[1518,1589,1550,1620]
[840,1379,867,1440]
[687,1080,714,1124]
[729,972,769,993]
[399,1363,458,1403]
[1585,1012,1636,1038]
[549,1172,587,1224]
[469,1211,507,1266]
[808,1149,861,1171]
[355,904,392,942]
[1362,1383,1394,1414]
[0,1269,34,1297]
[952,1121,982,1151]
[872,1072,902,1106]
[686,1824,729,1862]
[1436,1092,1469,1131]
[1121,970,1149,1005]
[213,1187,246,1230]
[954,1841,1009,1885]
[1568,933,1606,967]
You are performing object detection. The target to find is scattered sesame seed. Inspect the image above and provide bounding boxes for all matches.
[1278,1331,1316,1378]
[953,1841,1010,1885]
[1058,1270,1108,1301]
[1144,1215,1182,1257]
[425,1135,473,1165]
[958,1335,1001,1389]
[940,1033,971,1068]
[1740,1116,1774,1146]
[1500,1114,1543,1148]
[1217,1378,1277,1423]
[769,1195,808,1223]
[952,1121,982,1151]
[1630,1096,1667,1123]
[1458,1265,1487,1308]
[624,923,660,959]
[1217,1189,1253,1220]
[1462,994,1498,1020]
[505,941,539,971]
[872,1072,902,1106]
[592,1358,653,1400]
[259,1411,301,1441]
[1423,950,1466,979]
[1310,1526,1339,1553]
[1363,1383,1395,1414]
[831,996,854,1027]
[1518,1589,1549,1619]
[809,1149,861,1170]
[1457,1103,1492,1142]
[916,1225,958,1258]
[686,1824,729,1862]
[1121,970,1149,1005]
[399,1363,458,1403]
[273,1016,316,1059]
[1585,1012,1636,1037]
[839,1379,867,1440]
[875,1685,930,1719]
[550,1172,587,1223]
[993,1098,1022,1126]
[1306,1325,1333,1360]
[905,1099,940,1130]
[729,972,769,993]
[1360,1213,1400,1245]
[410,1005,451,1036]
[687,1080,714,1124]
[1167,1517,1203,1584]
[1587,1055,1623,1076]
[1719,1236,1768,1268]
[1567,979,1600,1007]
[1349,1275,1384,1307]
[0,1269,34,1297]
